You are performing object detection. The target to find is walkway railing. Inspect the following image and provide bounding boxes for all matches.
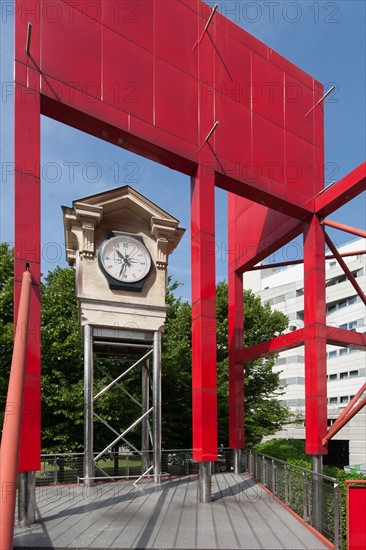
[33,448,341,548]
[244,449,342,549]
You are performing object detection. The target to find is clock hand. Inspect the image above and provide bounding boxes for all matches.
[119,262,127,278]
[115,249,126,261]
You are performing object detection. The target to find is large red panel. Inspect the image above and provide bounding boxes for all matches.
[103,28,153,122]
[155,59,198,145]
[252,112,285,185]
[251,53,284,128]
[284,73,314,144]
[41,1,102,96]
[155,0,198,77]
[214,94,251,166]
[102,0,153,52]
[285,131,318,197]
[214,27,251,109]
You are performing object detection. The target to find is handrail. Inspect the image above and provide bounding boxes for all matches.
[0,269,32,550]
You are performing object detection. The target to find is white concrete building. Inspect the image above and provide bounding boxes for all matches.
[246,238,366,467]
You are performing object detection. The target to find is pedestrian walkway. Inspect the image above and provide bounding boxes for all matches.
[14,472,329,549]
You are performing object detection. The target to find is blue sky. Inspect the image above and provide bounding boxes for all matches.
[0,1,365,301]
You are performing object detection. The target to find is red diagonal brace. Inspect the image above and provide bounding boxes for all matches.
[321,218,366,239]
[322,383,366,446]
[315,162,366,217]
[324,232,366,306]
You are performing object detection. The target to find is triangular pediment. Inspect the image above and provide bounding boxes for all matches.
[72,185,179,225]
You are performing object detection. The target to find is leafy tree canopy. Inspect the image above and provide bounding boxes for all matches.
[1,245,290,452]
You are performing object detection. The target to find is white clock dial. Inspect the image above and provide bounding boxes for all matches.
[99,235,151,283]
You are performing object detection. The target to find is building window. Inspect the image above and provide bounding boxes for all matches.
[329,374,337,381]
[339,348,348,356]
[328,350,337,359]
[340,396,349,404]
[340,372,348,379]
[329,261,337,269]
[349,370,358,378]
[329,397,338,404]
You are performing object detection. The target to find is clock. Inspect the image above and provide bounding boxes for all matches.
[98,233,152,291]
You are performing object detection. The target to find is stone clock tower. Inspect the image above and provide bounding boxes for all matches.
[62,186,185,485]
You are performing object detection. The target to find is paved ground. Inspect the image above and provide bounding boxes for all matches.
[14,472,329,549]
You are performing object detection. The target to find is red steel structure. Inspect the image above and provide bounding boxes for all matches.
[13,0,365,473]
[0,269,32,549]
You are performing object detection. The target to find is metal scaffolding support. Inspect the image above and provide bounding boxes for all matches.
[84,324,94,487]
[83,327,162,486]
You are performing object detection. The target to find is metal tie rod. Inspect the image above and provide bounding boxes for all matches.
[94,407,153,462]
[134,465,154,486]
[96,364,142,408]
[94,349,153,400]
[93,413,143,456]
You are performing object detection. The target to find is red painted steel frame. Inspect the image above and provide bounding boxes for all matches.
[0,270,32,550]
[13,0,365,468]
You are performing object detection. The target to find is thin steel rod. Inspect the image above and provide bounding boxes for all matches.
[205,121,219,143]
[94,407,153,461]
[324,232,366,306]
[95,364,142,408]
[84,324,94,486]
[94,349,153,400]
[134,465,154,486]
[321,218,366,239]
[192,4,218,50]
[142,361,150,473]
[153,331,162,483]
[94,463,114,480]
[25,22,32,55]
[93,412,120,437]
[249,249,366,271]
[305,85,335,117]
[0,270,32,550]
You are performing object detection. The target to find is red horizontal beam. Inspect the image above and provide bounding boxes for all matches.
[325,327,366,350]
[249,249,366,271]
[315,162,366,217]
[237,325,366,363]
[237,328,306,362]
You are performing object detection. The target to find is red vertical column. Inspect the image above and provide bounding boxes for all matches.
[228,270,244,449]
[191,163,217,462]
[228,199,244,449]
[303,215,327,455]
[14,8,41,471]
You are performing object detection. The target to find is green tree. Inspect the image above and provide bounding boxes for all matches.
[0,243,14,428]
[216,281,289,447]
[1,251,289,451]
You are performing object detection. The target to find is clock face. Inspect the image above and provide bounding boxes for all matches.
[99,235,152,283]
